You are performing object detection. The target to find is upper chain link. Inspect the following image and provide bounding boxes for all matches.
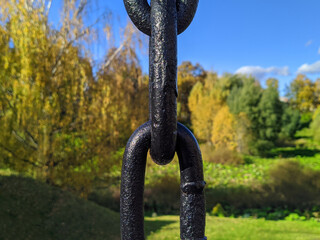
[123,0,199,36]
[123,0,199,165]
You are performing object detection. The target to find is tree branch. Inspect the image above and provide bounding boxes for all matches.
[104,42,126,69]
[12,130,38,151]
[0,142,40,168]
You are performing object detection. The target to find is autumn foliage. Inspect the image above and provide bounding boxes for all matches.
[0,0,147,195]
[2,0,320,196]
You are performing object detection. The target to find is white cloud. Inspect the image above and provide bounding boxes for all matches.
[297,61,320,74]
[235,66,290,79]
[306,40,313,47]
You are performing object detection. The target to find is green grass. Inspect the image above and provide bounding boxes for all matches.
[1,175,320,240]
[2,128,320,239]
[146,216,320,240]
[96,127,320,193]
[144,140,320,190]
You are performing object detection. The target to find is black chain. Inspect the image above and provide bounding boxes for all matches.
[121,1,206,239]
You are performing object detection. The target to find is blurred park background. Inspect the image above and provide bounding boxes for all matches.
[1,0,320,239]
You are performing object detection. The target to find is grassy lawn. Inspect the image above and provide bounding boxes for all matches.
[1,129,320,240]
[146,216,320,240]
[1,175,320,240]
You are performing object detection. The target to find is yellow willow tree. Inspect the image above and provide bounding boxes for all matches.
[85,23,149,177]
[0,0,111,195]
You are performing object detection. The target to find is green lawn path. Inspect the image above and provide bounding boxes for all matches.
[146,215,320,240]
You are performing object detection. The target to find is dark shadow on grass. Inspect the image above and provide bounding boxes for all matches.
[268,148,320,158]
[0,175,122,240]
[144,219,176,237]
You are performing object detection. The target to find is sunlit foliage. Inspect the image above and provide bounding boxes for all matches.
[0,0,146,196]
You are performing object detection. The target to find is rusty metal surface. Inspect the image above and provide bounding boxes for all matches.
[121,0,206,239]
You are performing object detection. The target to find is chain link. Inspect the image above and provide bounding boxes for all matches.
[124,0,199,36]
[121,0,206,239]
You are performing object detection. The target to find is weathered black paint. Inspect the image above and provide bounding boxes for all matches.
[123,0,199,36]
[177,122,206,239]
[149,0,178,164]
[120,122,150,240]
[121,0,205,239]
[120,122,206,240]
[123,0,151,36]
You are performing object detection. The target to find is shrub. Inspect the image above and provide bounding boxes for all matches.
[208,147,244,165]
[88,187,120,212]
[249,139,274,156]
[300,112,313,129]
[144,174,180,214]
[310,107,320,143]
[211,203,226,217]
[285,213,306,221]
[200,143,215,162]
[264,160,320,208]
[205,160,320,218]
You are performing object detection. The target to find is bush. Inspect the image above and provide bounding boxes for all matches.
[144,174,180,214]
[205,160,320,218]
[88,160,320,217]
[264,160,320,207]
[208,147,244,165]
[200,143,215,162]
[285,213,306,221]
[300,112,313,129]
[88,187,120,212]
[249,140,274,156]
[310,107,320,143]
[211,203,226,217]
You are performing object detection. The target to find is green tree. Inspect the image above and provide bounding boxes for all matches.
[227,76,262,135]
[280,105,300,139]
[213,73,243,102]
[310,107,320,143]
[257,78,283,141]
[227,76,282,155]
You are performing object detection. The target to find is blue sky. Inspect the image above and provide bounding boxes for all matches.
[49,0,320,95]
